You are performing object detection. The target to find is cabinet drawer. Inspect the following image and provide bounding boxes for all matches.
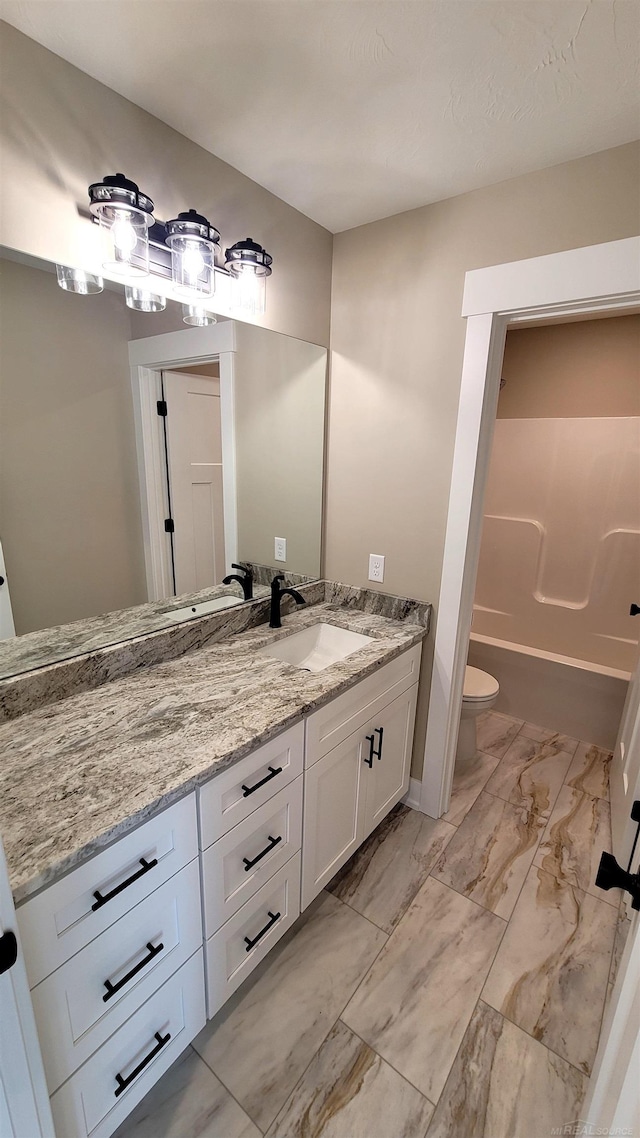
[32,859,202,1093]
[50,949,205,1138]
[198,722,303,849]
[305,644,421,766]
[18,794,197,988]
[202,777,302,937]
[205,852,300,1018]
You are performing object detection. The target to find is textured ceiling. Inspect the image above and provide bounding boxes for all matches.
[1,0,638,232]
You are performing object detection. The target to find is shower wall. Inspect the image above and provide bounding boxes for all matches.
[474,416,640,673]
[473,316,640,677]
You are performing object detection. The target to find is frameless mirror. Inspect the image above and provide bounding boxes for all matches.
[0,250,327,677]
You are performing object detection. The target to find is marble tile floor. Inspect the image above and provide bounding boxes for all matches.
[114,712,621,1138]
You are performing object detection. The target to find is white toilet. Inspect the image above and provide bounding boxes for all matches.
[456,665,500,763]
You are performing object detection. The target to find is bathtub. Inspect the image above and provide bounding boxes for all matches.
[468,633,631,751]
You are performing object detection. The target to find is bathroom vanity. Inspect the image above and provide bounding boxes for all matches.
[0,585,428,1138]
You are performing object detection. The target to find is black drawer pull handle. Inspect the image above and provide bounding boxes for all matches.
[103,941,165,1002]
[243,835,282,872]
[114,1030,171,1098]
[91,857,158,912]
[244,910,280,952]
[374,726,384,759]
[364,735,375,768]
[242,765,283,798]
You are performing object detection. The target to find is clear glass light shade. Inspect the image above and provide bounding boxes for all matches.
[93,203,151,277]
[56,264,103,294]
[182,304,217,326]
[170,238,215,298]
[125,286,167,312]
[230,264,267,317]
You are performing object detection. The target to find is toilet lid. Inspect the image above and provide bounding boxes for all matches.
[463,665,499,701]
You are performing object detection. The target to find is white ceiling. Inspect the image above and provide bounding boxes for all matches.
[2,0,639,233]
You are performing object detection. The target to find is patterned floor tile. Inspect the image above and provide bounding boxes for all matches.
[432,791,546,919]
[483,866,617,1074]
[425,1002,587,1138]
[266,1020,434,1138]
[342,876,505,1104]
[328,803,455,932]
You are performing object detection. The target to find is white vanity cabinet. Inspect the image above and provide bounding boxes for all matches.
[301,645,421,909]
[17,795,206,1138]
[198,722,304,1018]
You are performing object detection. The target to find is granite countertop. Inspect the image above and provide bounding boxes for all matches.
[1,599,427,904]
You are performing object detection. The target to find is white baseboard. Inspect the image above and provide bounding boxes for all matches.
[402,777,423,811]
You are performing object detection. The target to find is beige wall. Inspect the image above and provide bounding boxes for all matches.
[0,258,147,633]
[327,142,640,777]
[234,323,326,577]
[0,22,332,348]
[499,315,640,419]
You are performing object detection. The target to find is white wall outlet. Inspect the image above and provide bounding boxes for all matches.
[274,537,287,562]
[368,554,385,583]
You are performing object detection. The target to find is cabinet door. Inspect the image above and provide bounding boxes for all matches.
[301,733,366,910]
[363,685,418,839]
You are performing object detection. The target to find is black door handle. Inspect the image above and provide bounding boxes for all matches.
[630,603,640,616]
[243,835,282,871]
[0,930,18,974]
[373,726,384,759]
[91,857,158,911]
[244,910,280,952]
[364,735,375,767]
[103,941,165,1002]
[114,1030,171,1097]
[241,766,283,797]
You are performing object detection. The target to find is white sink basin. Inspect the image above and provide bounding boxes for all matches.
[259,623,374,672]
[162,595,242,623]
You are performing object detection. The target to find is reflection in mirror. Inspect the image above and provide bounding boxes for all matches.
[0,250,326,677]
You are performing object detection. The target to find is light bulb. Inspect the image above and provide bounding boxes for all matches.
[111,217,138,256]
[182,243,205,282]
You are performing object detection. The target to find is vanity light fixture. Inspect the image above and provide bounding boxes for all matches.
[125,286,167,313]
[224,237,272,317]
[182,304,217,326]
[88,173,154,277]
[55,264,103,294]
[59,177,274,315]
[165,209,220,299]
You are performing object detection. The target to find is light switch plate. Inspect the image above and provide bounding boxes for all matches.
[368,554,385,583]
[275,537,287,562]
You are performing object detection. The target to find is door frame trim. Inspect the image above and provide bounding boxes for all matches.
[129,323,238,601]
[420,236,640,819]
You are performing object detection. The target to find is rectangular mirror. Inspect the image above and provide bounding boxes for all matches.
[0,250,327,677]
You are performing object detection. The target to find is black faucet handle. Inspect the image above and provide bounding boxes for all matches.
[271,573,286,587]
[231,563,252,577]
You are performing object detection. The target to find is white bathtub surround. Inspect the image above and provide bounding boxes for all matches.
[474,416,640,674]
[468,636,629,751]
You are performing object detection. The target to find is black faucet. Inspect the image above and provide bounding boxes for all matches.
[269,574,306,628]
[222,563,254,601]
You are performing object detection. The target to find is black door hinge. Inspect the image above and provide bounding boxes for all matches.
[0,930,18,975]
[157,400,168,417]
[164,519,175,534]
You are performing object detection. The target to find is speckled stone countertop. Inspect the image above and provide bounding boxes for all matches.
[1,596,428,904]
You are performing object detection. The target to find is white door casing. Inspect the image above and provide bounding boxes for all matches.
[0,839,54,1138]
[163,371,226,595]
[129,323,238,601]
[610,653,640,868]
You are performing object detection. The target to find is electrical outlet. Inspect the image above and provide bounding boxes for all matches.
[368,554,385,583]
[274,537,287,562]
